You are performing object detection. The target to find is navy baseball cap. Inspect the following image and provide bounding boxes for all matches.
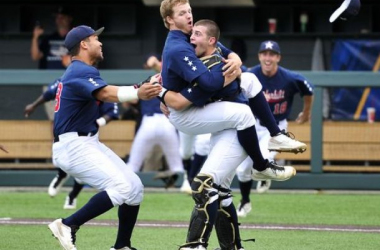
[64,25,104,51]
[258,41,281,54]
[329,0,361,23]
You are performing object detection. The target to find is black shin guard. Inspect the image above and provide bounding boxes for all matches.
[182,174,219,248]
[215,197,243,250]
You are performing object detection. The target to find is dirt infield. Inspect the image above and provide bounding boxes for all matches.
[1,218,380,233]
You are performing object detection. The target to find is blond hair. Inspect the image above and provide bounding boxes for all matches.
[160,0,189,29]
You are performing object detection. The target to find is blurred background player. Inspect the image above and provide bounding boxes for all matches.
[24,78,119,209]
[30,6,73,70]
[236,40,314,217]
[125,97,184,187]
[30,6,74,122]
[126,54,184,188]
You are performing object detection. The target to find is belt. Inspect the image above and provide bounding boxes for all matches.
[54,131,96,143]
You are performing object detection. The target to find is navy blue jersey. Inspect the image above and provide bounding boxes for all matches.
[247,65,313,121]
[161,30,231,93]
[43,78,61,101]
[43,77,118,120]
[53,60,107,137]
[140,98,162,116]
[180,54,247,106]
[100,102,119,120]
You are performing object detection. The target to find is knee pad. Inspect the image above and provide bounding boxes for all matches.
[186,174,219,247]
[215,192,242,250]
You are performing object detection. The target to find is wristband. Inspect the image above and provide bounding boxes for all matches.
[117,86,138,102]
[96,117,107,127]
[158,87,168,105]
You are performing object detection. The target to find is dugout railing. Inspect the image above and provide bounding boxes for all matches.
[0,70,380,189]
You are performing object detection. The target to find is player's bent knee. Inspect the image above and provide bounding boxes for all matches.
[236,168,252,183]
[191,173,218,205]
[106,180,144,206]
[236,105,256,130]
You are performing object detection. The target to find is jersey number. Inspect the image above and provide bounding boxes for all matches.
[54,82,63,112]
[273,101,288,115]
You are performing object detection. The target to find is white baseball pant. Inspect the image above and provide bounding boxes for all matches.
[127,113,183,173]
[52,132,143,206]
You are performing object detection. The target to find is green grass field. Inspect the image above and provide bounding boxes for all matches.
[1,189,380,250]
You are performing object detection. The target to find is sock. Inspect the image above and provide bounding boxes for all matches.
[249,92,281,137]
[237,126,266,171]
[63,191,113,226]
[114,204,140,249]
[182,159,192,178]
[188,154,207,183]
[57,168,68,180]
[68,180,84,202]
[239,180,253,202]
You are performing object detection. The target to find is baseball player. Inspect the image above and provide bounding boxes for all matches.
[47,25,161,250]
[126,97,184,188]
[158,4,296,247]
[63,101,119,209]
[236,40,314,217]
[24,78,119,209]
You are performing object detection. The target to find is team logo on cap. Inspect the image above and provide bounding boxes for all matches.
[264,41,274,50]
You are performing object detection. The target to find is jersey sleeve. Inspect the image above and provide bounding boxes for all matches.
[170,47,226,91]
[42,78,60,101]
[292,72,314,97]
[100,102,119,119]
[75,66,108,99]
[217,42,232,58]
[169,46,209,83]
[179,84,214,107]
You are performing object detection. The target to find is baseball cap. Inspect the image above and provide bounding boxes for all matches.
[329,0,361,23]
[64,25,104,51]
[258,41,281,54]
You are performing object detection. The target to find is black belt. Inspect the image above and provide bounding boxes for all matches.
[54,132,96,143]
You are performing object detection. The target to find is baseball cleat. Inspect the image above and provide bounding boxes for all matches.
[268,130,307,154]
[63,196,77,210]
[48,175,69,197]
[237,200,252,218]
[48,219,78,250]
[256,180,272,193]
[252,161,296,181]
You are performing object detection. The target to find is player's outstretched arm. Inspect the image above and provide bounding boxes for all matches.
[24,94,46,118]
[94,84,162,103]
